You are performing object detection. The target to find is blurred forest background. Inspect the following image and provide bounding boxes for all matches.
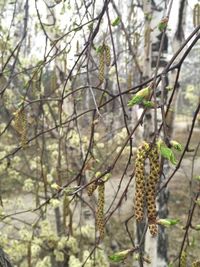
[0,0,200,267]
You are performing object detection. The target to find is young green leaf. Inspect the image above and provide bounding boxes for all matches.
[158,17,168,32]
[166,86,173,91]
[136,87,150,98]
[194,175,200,181]
[128,95,143,107]
[157,218,180,227]
[128,87,151,107]
[170,140,182,151]
[160,146,177,164]
[157,140,177,165]
[96,45,104,53]
[142,100,154,108]
[109,249,131,262]
[111,17,121,26]
[195,225,200,230]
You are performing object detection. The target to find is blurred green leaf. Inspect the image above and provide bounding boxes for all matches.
[157,218,180,227]
[142,100,154,108]
[158,18,168,32]
[128,87,150,107]
[194,175,200,181]
[166,86,173,91]
[109,249,131,262]
[170,140,182,151]
[128,95,143,106]
[158,22,167,32]
[96,45,104,53]
[195,224,200,230]
[111,17,121,26]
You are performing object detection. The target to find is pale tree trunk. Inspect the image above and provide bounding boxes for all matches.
[144,1,188,267]
[141,1,158,266]
[142,1,170,266]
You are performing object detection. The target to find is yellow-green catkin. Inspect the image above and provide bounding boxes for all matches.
[193,4,200,27]
[96,183,105,240]
[104,44,111,66]
[180,251,187,267]
[134,142,150,222]
[87,181,97,197]
[13,107,27,148]
[146,145,160,236]
[98,48,105,84]
[192,260,200,267]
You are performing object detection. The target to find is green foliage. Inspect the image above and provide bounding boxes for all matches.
[128,95,144,106]
[142,100,154,108]
[170,140,183,151]
[157,140,177,165]
[158,18,168,32]
[111,16,121,26]
[128,87,151,107]
[109,249,131,262]
[157,218,180,227]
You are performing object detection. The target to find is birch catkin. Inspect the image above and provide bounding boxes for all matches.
[13,107,27,148]
[146,145,160,236]
[98,48,105,84]
[104,44,111,66]
[87,181,97,197]
[98,43,111,84]
[96,183,105,240]
[134,142,150,222]
[180,251,187,267]
[193,4,200,27]
[134,141,160,236]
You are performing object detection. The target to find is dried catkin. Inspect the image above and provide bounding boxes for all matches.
[96,183,105,240]
[146,145,160,236]
[134,142,150,222]
[13,107,27,148]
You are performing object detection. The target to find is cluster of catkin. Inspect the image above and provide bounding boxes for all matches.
[98,44,111,84]
[13,107,27,148]
[134,141,160,236]
[87,180,105,240]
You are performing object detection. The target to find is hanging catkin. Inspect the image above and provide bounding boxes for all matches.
[98,48,105,84]
[87,181,98,197]
[134,142,150,222]
[180,250,187,267]
[146,145,160,236]
[134,141,160,236]
[193,4,200,27]
[13,107,27,148]
[104,44,111,66]
[96,183,105,240]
